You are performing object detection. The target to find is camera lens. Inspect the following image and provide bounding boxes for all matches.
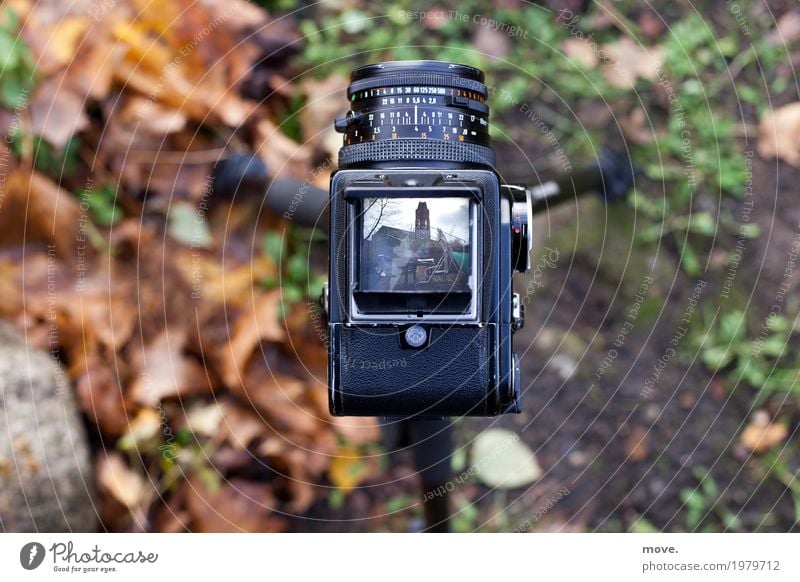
[335,61,495,169]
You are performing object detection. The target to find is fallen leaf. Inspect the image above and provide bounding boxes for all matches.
[238,365,319,436]
[758,102,800,166]
[601,38,662,89]
[168,202,213,248]
[46,17,88,68]
[281,447,318,512]
[562,37,599,69]
[625,426,649,462]
[97,453,147,509]
[75,367,130,436]
[254,118,312,181]
[740,413,788,453]
[301,75,349,160]
[202,0,267,31]
[152,487,190,533]
[638,10,665,40]
[62,32,123,100]
[471,428,541,489]
[220,290,285,388]
[329,444,369,492]
[118,408,163,451]
[472,25,511,59]
[307,385,379,444]
[184,402,225,438]
[28,77,89,149]
[0,170,85,259]
[129,329,210,406]
[121,97,188,134]
[219,404,267,450]
[185,477,285,532]
[174,253,275,307]
[768,10,800,47]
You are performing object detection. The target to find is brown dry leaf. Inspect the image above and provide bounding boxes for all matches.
[19,7,86,76]
[120,97,188,134]
[306,385,379,445]
[53,280,137,354]
[472,25,511,59]
[62,31,124,101]
[129,329,210,406]
[562,38,599,69]
[113,19,174,74]
[152,486,190,533]
[97,453,147,509]
[255,118,313,181]
[0,170,84,258]
[46,17,88,68]
[638,10,665,40]
[12,262,136,371]
[173,252,275,308]
[76,367,130,436]
[112,59,207,122]
[185,477,285,532]
[301,75,349,160]
[624,426,649,462]
[758,102,800,166]
[4,248,136,359]
[301,427,338,478]
[219,404,268,451]
[238,365,320,437]
[28,77,90,149]
[740,414,788,453]
[768,10,800,47]
[282,303,329,372]
[220,290,285,388]
[109,5,259,128]
[201,0,267,31]
[331,416,381,446]
[281,447,317,512]
[601,38,662,89]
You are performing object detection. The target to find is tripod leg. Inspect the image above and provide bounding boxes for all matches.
[408,419,453,533]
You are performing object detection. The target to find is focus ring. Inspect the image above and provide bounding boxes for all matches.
[339,140,496,168]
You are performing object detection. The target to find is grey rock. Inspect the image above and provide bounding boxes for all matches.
[0,322,97,531]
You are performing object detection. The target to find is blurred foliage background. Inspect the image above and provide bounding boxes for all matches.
[1,0,799,532]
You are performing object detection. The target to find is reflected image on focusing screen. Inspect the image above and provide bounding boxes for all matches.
[359,197,472,293]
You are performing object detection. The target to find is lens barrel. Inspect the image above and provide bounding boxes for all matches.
[335,61,495,169]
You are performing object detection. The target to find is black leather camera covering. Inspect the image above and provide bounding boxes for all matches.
[331,324,497,417]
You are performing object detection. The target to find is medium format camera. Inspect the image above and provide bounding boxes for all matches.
[325,61,532,417]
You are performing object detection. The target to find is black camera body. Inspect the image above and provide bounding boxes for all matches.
[326,61,531,417]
